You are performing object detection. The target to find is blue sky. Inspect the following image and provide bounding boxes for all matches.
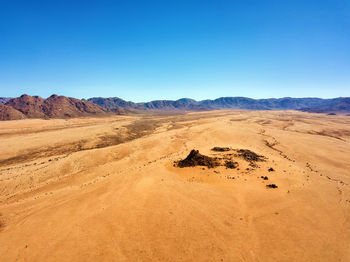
[0,0,349,102]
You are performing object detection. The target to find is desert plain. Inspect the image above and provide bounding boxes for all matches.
[0,110,349,262]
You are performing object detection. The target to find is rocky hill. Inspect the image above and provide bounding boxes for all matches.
[1,94,112,120]
[87,97,136,109]
[0,104,26,120]
[6,95,47,118]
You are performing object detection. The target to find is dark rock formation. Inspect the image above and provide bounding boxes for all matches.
[176,150,220,168]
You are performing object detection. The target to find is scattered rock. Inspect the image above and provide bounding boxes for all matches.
[176,150,220,168]
[268,167,275,172]
[225,161,238,169]
[249,162,258,168]
[235,149,265,162]
[211,147,231,152]
[266,184,278,189]
[261,176,269,180]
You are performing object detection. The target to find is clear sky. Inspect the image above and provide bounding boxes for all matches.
[0,0,349,102]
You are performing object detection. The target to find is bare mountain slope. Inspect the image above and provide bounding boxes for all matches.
[300,97,350,114]
[3,94,111,120]
[0,104,26,120]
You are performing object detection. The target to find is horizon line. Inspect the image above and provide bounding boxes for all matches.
[2,93,349,103]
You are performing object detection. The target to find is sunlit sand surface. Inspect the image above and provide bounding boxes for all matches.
[0,111,349,261]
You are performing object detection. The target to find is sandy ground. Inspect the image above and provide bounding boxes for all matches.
[0,110,349,262]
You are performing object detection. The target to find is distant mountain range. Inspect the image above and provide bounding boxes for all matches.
[1,94,349,120]
[299,97,350,114]
[88,96,350,113]
[0,97,11,104]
